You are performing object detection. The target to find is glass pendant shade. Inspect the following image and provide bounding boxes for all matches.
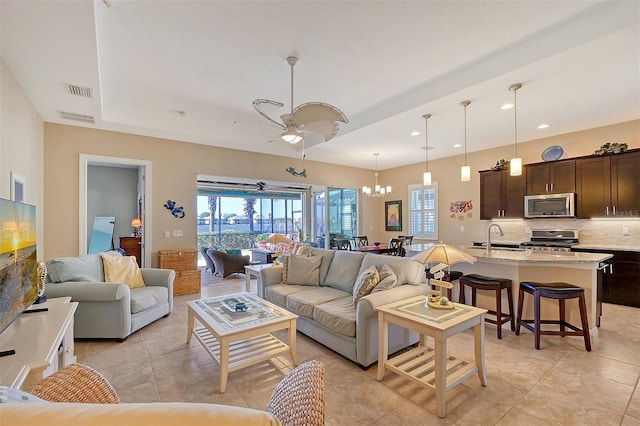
[281,130,302,144]
[460,165,471,181]
[363,154,391,197]
[510,157,522,176]
[423,171,432,186]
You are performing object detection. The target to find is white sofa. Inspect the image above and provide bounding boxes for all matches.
[259,246,428,367]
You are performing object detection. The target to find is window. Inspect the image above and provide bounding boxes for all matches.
[408,182,438,240]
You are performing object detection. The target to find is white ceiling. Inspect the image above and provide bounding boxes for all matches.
[1,1,639,170]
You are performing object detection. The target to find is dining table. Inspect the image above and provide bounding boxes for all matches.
[353,244,391,254]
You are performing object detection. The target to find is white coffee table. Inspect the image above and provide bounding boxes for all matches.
[376,296,487,418]
[186,292,298,393]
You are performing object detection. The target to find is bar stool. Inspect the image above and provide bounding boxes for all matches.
[515,281,591,351]
[426,269,463,300]
[459,274,515,339]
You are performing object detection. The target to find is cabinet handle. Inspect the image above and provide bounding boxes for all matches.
[545,183,548,192]
[609,264,614,274]
[605,206,609,216]
[613,206,617,216]
[550,183,554,192]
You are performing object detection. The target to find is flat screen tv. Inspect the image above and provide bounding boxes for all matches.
[0,198,39,335]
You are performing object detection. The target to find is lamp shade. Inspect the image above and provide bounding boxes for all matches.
[265,234,293,244]
[131,218,142,227]
[412,242,476,266]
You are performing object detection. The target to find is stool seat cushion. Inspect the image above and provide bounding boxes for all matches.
[461,274,511,286]
[520,281,584,294]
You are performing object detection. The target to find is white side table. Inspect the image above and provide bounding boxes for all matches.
[244,264,273,295]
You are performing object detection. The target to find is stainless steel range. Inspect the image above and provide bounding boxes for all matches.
[519,229,579,252]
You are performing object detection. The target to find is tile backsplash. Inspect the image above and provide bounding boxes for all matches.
[487,218,640,248]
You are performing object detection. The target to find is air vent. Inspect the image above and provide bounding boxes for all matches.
[58,111,95,123]
[65,83,93,98]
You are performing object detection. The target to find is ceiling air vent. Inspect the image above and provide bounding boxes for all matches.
[58,111,95,123]
[65,83,93,98]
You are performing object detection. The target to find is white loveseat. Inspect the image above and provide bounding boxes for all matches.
[259,246,428,367]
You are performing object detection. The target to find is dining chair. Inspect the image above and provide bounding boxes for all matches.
[334,239,351,250]
[398,235,414,245]
[387,238,404,256]
[352,236,369,247]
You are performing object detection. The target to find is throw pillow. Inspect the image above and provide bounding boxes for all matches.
[372,264,398,293]
[353,265,380,304]
[100,254,145,288]
[285,254,322,286]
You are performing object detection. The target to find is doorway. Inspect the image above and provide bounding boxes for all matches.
[79,154,152,266]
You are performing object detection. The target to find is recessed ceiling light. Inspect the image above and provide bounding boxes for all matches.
[411,131,421,136]
[537,123,549,129]
[453,144,462,148]
[501,103,514,110]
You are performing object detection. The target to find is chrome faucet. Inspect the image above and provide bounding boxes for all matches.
[486,223,504,254]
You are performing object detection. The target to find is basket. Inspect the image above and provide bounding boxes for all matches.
[174,269,201,295]
[158,249,198,271]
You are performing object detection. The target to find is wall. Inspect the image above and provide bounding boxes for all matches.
[381,119,640,249]
[0,59,44,255]
[43,124,378,264]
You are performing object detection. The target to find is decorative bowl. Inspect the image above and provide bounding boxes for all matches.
[374,242,381,247]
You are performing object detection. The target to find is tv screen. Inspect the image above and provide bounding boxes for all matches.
[0,198,39,334]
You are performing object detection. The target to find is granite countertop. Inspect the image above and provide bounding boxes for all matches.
[463,247,612,264]
[572,244,640,253]
[471,240,526,247]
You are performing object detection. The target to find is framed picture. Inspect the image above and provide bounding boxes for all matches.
[385,200,402,231]
[10,171,25,203]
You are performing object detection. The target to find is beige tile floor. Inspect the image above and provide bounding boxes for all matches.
[75,272,640,425]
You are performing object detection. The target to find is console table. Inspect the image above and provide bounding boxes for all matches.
[0,297,78,389]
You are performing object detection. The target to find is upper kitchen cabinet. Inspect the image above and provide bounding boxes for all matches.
[479,169,525,219]
[576,149,640,218]
[525,160,575,195]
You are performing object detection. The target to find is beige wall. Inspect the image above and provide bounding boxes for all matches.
[380,119,640,248]
[44,119,639,265]
[0,59,45,254]
[44,124,382,264]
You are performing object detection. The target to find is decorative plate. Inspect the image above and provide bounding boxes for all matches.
[541,145,563,162]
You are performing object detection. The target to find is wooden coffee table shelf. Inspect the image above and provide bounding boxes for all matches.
[186,292,298,393]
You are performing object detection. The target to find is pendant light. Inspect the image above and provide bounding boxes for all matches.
[362,153,391,197]
[423,114,432,186]
[509,83,523,176]
[460,100,471,182]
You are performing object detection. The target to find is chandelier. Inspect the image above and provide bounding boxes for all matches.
[362,153,391,197]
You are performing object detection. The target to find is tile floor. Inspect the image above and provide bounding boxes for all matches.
[75,272,640,425]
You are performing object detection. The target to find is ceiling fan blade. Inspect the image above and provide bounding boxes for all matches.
[253,99,286,128]
[291,102,349,126]
[302,121,339,141]
[232,120,281,129]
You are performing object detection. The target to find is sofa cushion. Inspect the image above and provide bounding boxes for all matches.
[313,296,356,337]
[101,254,145,288]
[46,254,106,283]
[372,264,398,293]
[285,287,349,318]
[285,254,321,286]
[264,284,310,307]
[130,286,168,314]
[352,265,379,304]
[359,254,425,286]
[296,246,336,285]
[323,251,366,293]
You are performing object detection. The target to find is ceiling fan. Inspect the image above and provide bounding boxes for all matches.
[253,56,349,151]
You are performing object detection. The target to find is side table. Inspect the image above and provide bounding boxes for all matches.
[244,264,273,296]
[376,296,487,418]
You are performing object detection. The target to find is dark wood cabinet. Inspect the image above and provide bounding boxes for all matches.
[119,236,142,267]
[572,248,640,308]
[576,150,640,218]
[525,160,575,195]
[479,170,525,219]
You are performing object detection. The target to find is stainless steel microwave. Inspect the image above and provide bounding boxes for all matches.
[524,193,575,218]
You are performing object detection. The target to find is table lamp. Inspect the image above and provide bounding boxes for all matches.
[131,218,142,236]
[265,234,293,265]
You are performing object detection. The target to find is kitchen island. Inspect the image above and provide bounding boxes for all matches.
[406,245,613,338]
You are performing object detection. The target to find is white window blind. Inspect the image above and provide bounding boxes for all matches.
[408,182,438,240]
